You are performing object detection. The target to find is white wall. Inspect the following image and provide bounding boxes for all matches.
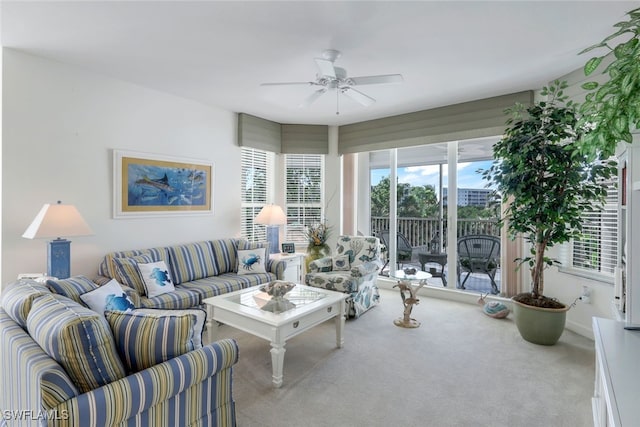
[2,49,241,286]
[539,246,615,339]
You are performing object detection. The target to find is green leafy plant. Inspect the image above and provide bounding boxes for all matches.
[579,7,640,158]
[482,80,617,308]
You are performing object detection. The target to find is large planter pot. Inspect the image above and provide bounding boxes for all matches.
[511,299,569,346]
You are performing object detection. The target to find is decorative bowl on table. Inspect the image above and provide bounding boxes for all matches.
[403,267,417,276]
[258,281,297,313]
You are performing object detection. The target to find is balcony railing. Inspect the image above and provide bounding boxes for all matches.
[371,216,500,249]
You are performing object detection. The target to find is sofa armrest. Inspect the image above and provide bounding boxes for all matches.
[53,339,239,427]
[308,256,332,273]
[268,259,286,280]
[350,261,380,278]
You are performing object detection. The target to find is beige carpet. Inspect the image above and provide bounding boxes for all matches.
[204,288,595,427]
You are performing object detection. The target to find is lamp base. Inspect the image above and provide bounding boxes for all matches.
[48,238,71,279]
[265,225,280,254]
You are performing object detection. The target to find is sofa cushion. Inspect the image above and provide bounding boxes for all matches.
[168,241,218,284]
[139,287,202,310]
[178,273,276,299]
[112,254,155,295]
[138,260,176,298]
[105,308,206,373]
[237,247,267,275]
[46,275,98,304]
[27,293,126,393]
[0,280,51,329]
[209,238,240,274]
[80,279,136,316]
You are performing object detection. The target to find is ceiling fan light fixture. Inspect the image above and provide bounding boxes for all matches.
[261,49,403,112]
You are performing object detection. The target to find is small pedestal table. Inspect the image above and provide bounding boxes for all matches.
[390,270,432,328]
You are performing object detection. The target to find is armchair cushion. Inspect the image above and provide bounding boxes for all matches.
[106,308,206,373]
[27,293,126,393]
[332,255,351,271]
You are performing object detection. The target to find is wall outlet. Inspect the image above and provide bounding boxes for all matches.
[580,286,591,304]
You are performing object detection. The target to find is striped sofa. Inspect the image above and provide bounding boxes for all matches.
[94,239,285,313]
[0,280,238,427]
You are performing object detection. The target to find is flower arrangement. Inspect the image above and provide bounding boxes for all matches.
[304,221,331,248]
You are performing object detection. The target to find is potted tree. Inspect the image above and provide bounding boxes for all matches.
[482,80,617,345]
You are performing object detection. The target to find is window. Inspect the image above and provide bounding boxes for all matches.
[570,176,618,276]
[285,154,324,246]
[240,148,275,241]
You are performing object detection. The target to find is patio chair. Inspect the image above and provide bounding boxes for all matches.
[379,230,413,271]
[457,235,500,294]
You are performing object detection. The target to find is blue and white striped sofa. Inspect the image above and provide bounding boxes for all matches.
[0,280,238,427]
[94,239,285,312]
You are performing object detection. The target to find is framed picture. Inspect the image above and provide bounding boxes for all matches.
[281,243,295,254]
[113,150,213,218]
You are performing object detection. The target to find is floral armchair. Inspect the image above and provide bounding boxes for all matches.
[305,235,382,318]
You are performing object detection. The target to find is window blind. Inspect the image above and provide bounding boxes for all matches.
[571,177,618,275]
[284,154,324,247]
[240,148,275,241]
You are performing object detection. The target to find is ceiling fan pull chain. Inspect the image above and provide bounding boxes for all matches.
[336,88,340,115]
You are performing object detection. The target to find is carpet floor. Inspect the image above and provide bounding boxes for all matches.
[204,288,595,427]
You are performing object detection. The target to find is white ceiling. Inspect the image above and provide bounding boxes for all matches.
[1,1,634,126]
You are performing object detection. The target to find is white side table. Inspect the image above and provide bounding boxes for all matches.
[270,253,305,283]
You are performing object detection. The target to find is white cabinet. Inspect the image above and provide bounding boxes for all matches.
[592,317,640,427]
[270,253,305,283]
[615,139,640,324]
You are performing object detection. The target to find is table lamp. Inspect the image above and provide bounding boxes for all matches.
[254,204,287,254]
[22,201,94,279]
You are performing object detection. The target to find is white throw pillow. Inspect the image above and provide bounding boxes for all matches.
[137,261,176,298]
[80,278,135,315]
[237,248,267,275]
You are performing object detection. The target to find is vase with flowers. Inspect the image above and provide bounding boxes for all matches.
[304,221,332,272]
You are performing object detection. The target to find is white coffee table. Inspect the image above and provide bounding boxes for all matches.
[203,284,347,388]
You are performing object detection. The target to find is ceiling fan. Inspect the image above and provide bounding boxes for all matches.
[260,49,403,114]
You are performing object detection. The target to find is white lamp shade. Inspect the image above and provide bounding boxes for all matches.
[22,203,94,239]
[254,204,287,225]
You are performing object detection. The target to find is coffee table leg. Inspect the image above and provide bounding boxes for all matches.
[335,300,345,348]
[270,342,286,388]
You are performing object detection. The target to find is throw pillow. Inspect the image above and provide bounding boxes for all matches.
[236,240,269,272]
[27,293,126,393]
[112,254,156,296]
[314,257,333,272]
[237,247,267,275]
[105,308,206,373]
[332,255,351,271]
[80,279,135,316]
[46,275,98,304]
[137,261,175,298]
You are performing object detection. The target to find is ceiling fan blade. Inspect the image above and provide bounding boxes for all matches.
[314,58,336,78]
[260,82,316,87]
[342,87,376,107]
[349,74,404,86]
[299,88,327,108]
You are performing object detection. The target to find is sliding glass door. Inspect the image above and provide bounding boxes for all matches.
[370,137,501,294]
